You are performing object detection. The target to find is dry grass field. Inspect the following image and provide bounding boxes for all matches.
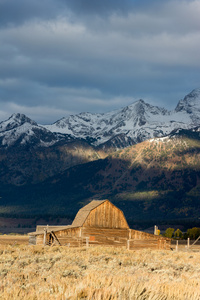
[0,235,29,245]
[1,239,200,300]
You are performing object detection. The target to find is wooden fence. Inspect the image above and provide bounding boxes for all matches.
[30,230,171,250]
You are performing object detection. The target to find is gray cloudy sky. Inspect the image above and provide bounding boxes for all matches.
[0,0,200,124]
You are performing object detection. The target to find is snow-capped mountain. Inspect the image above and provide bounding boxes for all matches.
[0,113,72,148]
[175,88,200,123]
[1,88,200,150]
[1,88,200,187]
[44,89,200,147]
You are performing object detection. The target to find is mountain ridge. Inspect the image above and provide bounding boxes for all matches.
[0,88,200,150]
[44,88,200,147]
[0,88,200,187]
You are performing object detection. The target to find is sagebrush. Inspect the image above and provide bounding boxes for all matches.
[0,245,200,299]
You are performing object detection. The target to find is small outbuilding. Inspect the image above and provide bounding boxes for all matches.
[29,199,171,250]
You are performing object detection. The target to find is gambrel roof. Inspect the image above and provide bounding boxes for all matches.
[72,200,107,227]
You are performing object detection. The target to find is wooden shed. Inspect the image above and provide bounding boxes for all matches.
[29,199,171,250]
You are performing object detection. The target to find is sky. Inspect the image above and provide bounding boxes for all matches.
[0,0,200,124]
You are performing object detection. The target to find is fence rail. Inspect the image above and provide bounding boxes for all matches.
[32,232,171,250]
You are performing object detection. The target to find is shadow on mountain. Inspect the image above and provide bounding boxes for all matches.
[0,139,104,185]
[1,132,200,229]
[1,153,200,230]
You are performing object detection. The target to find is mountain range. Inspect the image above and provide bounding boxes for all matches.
[1,88,200,151]
[45,88,200,147]
[1,88,200,228]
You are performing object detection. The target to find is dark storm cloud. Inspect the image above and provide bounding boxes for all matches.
[60,0,133,15]
[0,0,132,28]
[0,0,61,27]
[0,0,162,28]
[0,0,200,123]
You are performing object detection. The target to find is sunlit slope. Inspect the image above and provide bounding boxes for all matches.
[1,129,200,224]
[42,129,200,221]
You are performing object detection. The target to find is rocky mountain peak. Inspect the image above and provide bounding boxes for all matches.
[0,113,37,133]
[10,113,37,125]
[0,113,64,148]
[175,88,200,113]
[185,88,200,99]
[175,88,200,124]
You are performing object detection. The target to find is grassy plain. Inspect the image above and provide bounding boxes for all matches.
[0,234,29,245]
[0,239,200,300]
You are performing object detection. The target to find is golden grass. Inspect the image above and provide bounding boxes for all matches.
[0,235,29,245]
[1,244,200,300]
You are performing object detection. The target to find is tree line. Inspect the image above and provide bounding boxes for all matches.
[163,227,200,239]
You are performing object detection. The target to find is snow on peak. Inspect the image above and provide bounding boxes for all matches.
[0,113,37,133]
[44,98,171,145]
[175,88,200,113]
[0,113,62,148]
[44,89,200,147]
[1,88,200,149]
[9,113,37,125]
[175,88,200,124]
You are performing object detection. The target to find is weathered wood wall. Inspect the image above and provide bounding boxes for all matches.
[34,228,128,247]
[33,227,171,250]
[128,229,171,250]
[81,227,128,247]
[83,201,129,229]
[35,227,81,246]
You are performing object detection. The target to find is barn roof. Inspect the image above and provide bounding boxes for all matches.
[72,200,107,227]
[29,225,78,236]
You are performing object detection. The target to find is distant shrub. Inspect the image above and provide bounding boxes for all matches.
[187,227,200,240]
[174,229,183,239]
[164,228,175,238]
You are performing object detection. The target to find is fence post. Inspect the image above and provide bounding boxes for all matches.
[176,240,178,252]
[127,240,130,250]
[187,238,190,249]
[43,228,47,246]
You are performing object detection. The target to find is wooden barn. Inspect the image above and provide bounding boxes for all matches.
[29,200,171,250]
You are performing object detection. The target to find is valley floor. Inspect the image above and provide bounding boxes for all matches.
[0,241,200,299]
[0,235,28,245]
